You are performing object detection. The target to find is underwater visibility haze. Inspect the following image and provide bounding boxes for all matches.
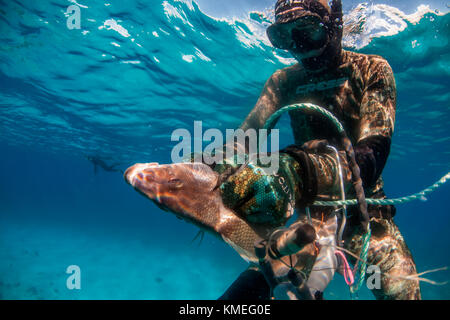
[0,0,449,299]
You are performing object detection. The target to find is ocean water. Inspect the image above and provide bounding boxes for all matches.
[0,0,449,300]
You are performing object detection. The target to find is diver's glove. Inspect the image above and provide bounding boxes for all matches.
[219,153,297,225]
[219,147,319,226]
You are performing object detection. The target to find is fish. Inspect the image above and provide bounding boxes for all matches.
[123,161,339,290]
[124,162,276,263]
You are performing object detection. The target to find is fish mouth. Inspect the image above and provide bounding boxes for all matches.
[124,162,165,206]
[124,162,160,187]
[124,162,179,215]
[124,162,219,232]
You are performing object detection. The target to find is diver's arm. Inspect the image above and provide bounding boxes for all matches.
[355,59,396,188]
[240,70,284,132]
[282,144,351,201]
[283,59,397,199]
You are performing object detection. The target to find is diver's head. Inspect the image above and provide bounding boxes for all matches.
[267,0,344,71]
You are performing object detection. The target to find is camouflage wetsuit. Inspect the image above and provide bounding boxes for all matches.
[219,50,421,300]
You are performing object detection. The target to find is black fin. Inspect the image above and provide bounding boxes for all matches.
[190,230,205,246]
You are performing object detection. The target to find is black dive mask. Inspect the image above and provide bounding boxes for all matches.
[267,0,343,64]
[267,15,329,53]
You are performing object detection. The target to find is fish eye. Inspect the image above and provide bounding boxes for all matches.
[168,178,183,188]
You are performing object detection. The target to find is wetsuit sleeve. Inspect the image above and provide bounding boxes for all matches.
[240,70,284,131]
[358,59,396,143]
[283,145,351,201]
[355,58,396,187]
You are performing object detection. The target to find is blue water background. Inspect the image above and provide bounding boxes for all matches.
[0,0,449,299]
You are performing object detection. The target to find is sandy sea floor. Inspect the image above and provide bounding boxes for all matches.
[0,218,250,300]
[1,215,447,300]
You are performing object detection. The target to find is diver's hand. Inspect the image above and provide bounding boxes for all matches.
[219,154,299,226]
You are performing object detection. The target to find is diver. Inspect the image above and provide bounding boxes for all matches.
[218,0,421,300]
[86,155,123,175]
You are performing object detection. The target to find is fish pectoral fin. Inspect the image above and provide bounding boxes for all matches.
[190,230,205,246]
[222,235,258,264]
